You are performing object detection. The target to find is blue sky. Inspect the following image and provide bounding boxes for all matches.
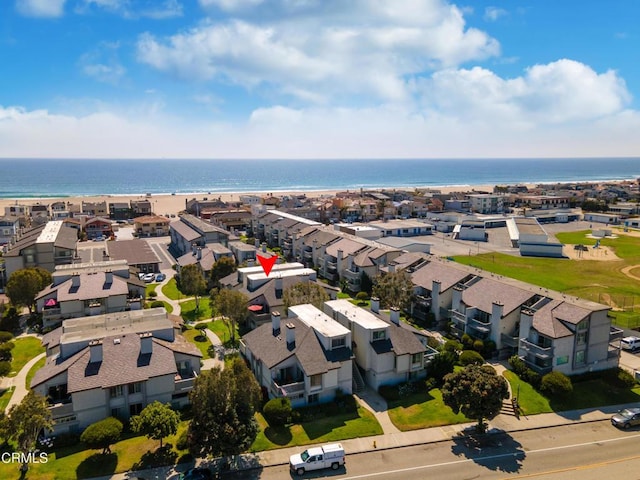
[1,0,638,159]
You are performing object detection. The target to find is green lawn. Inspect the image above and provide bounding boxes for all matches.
[161,277,183,301]
[0,386,14,412]
[25,355,47,389]
[207,319,238,345]
[145,284,157,297]
[453,230,640,308]
[386,388,470,431]
[503,370,552,415]
[9,337,45,377]
[251,403,382,452]
[180,298,213,323]
[0,421,192,480]
[182,327,212,359]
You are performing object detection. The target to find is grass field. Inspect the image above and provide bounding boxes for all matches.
[161,277,182,301]
[180,297,213,322]
[454,230,640,314]
[9,337,45,377]
[386,388,470,431]
[25,355,46,389]
[0,386,14,412]
[182,327,212,359]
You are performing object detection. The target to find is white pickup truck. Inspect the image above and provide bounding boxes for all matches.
[289,443,346,476]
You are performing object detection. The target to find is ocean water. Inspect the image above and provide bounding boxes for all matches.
[0,158,638,198]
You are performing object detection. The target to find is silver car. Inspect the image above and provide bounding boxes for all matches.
[611,408,640,429]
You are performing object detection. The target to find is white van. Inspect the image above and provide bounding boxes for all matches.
[621,336,640,351]
[289,443,345,476]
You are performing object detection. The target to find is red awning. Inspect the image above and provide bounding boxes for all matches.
[44,298,57,307]
[247,305,263,312]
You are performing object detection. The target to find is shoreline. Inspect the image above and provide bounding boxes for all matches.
[0,179,634,218]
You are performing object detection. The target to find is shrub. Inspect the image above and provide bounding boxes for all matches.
[540,371,573,396]
[425,377,438,391]
[443,340,462,354]
[461,333,474,348]
[80,417,123,453]
[459,350,484,366]
[176,430,189,450]
[606,368,637,388]
[263,397,292,427]
[148,291,158,298]
[355,291,369,303]
[522,368,542,388]
[0,343,14,362]
[472,339,484,352]
[427,350,456,384]
[508,355,527,376]
[195,323,208,331]
[482,340,496,357]
[150,301,164,308]
[0,331,14,343]
[0,361,11,376]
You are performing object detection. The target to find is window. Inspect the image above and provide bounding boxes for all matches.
[109,385,123,398]
[574,350,585,365]
[129,403,143,416]
[128,382,142,395]
[577,319,589,330]
[111,407,124,419]
[331,337,346,349]
[310,374,322,389]
[373,330,386,341]
[556,356,569,365]
[576,332,588,346]
[308,393,319,404]
[411,353,422,365]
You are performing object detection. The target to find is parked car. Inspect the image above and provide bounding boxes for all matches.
[621,336,640,351]
[93,235,105,242]
[611,408,640,429]
[142,273,156,283]
[178,467,212,480]
[289,443,345,476]
[155,273,166,282]
[138,272,145,280]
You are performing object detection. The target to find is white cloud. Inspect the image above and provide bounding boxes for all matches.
[483,6,507,22]
[15,0,66,17]
[79,42,126,85]
[138,0,500,102]
[77,0,183,19]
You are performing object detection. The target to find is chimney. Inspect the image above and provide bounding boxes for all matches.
[255,238,260,249]
[71,275,80,288]
[492,301,504,321]
[89,339,103,363]
[285,323,296,348]
[197,247,202,260]
[370,296,380,313]
[390,307,400,325]
[271,311,281,335]
[192,243,197,255]
[261,242,267,253]
[275,276,283,299]
[104,271,113,285]
[388,264,396,273]
[431,280,441,320]
[140,332,153,355]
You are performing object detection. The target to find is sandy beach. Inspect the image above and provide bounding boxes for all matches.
[0,184,510,218]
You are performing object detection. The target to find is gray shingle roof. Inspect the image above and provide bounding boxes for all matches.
[107,239,161,266]
[170,219,200,242]
[411,261,472,292]
[36,271,130,302]
[461,278,536,316]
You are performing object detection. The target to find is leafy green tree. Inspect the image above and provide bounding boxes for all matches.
[213,289,249,344]
[282,281,329,312]
[372,270,414,311]
[187,357,261,458]
[80,417,123,454]
[8,391,53,472]
[131,401,180,448]
[0,361,11,377]
[540,371,573,397]
[6,267,52,314]
[427,350,457,385]
[359,271,373,295]
[209,256,236,288]
[179,264,207,313]
[441,364,509,433]
[0,341,14,362]
[0,306,20,332]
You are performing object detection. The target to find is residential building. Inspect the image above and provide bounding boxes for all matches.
[108,202,132,220]
[30,203,50,224]
[134,215,170,237]
[81,201,108,217]
[169,214,230,257]
[31,308,201,435]
[0,216,20,247]
[35,260,146,327]
[228,240,257,265]
[368,219,434,237]
[324,299,436,390]
[241,305,353,407]
[84,217,114,240]
[467,194,505,214]
[130,199,153,217]
[106,239,162,274]
[3,221,77,279]
[176,243,233,277]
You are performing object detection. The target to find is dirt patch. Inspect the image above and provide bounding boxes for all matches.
[621,265,640,282]
[562,244,619,261]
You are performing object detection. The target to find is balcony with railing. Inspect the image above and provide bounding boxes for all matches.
[174,376,196,394]
[609,326,624,342]
[519,338,553,358]
[343,268,360,281]
[521,356,553,375]
[49,401,74,419]
[467,317,491,337]
[500,333,520,349]
[273,379,305,398]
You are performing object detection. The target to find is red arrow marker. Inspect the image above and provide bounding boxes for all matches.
[257,254,278,276]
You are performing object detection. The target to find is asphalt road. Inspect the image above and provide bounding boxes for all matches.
[233,420,640,480]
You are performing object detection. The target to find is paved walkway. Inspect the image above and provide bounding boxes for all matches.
[3,351,46,413]
[201,328,225,371]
